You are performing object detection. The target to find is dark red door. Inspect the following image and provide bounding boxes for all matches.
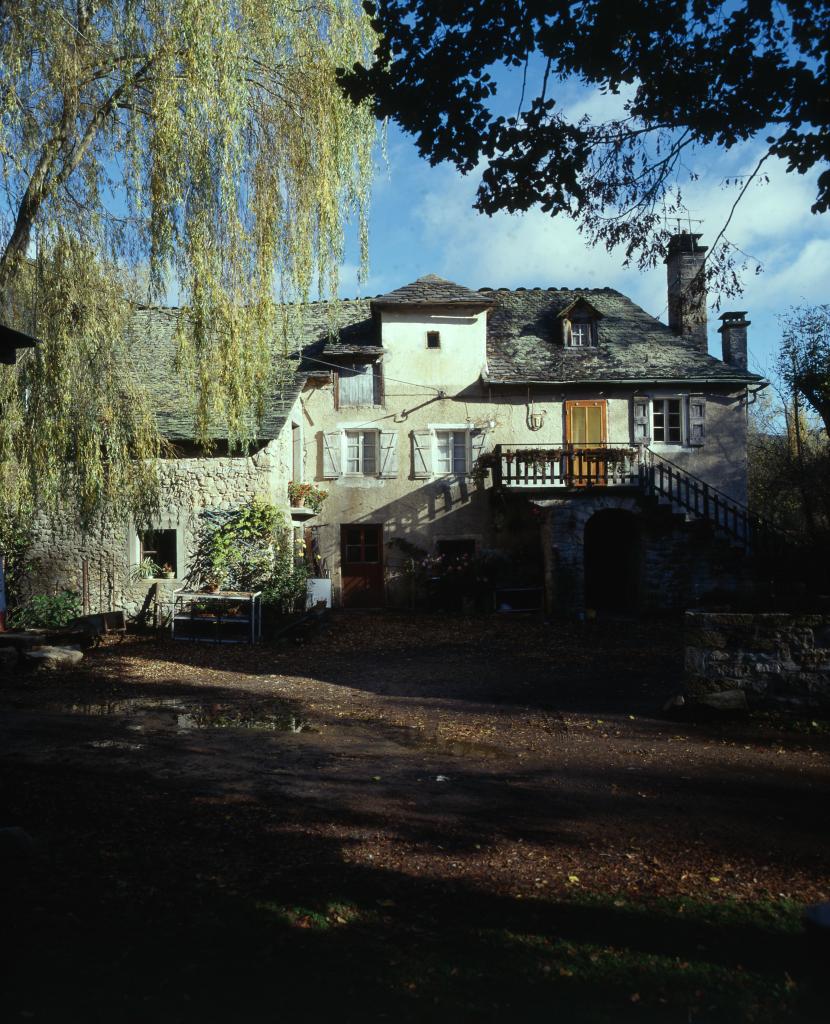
[341,524,384,608]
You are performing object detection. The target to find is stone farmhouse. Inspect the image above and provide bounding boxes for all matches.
[27,231,765,617]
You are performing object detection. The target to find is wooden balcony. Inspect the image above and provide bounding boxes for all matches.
[494,444,643,490]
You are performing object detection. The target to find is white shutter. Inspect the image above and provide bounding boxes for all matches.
[632,396,651,444]
[322,431,342,478]
[561,316,572,347]
[688,395,706,446]
[469,427,487,473]
[379,431,398,478]
[412,430,432,479]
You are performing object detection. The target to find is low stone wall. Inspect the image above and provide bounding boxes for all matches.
[685,611,830,709]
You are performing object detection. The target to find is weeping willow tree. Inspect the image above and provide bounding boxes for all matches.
[0,1,376,526]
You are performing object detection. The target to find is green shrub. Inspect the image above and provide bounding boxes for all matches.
[10,591,82,629]
[188,498,308,613]
[0,504,36,614]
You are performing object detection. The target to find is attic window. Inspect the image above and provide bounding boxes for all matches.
[426,331,441,349]
[567,320,597,347]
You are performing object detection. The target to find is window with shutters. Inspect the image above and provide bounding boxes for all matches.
[323,428,398,479]
[641,395,705,447]
[412,426,487,479]
[336,362,382,408]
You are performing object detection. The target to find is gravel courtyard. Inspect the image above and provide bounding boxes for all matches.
[2,612,828,1022]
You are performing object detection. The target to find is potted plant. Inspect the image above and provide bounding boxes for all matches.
[287,481,328,514]
[161,563,175,579]
[129,557,162,581]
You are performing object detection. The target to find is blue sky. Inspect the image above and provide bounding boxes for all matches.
[339,81,829,385]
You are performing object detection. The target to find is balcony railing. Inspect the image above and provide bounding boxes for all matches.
[494,444,643,489]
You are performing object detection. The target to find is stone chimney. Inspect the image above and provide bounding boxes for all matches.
[718,311,750,370]
[665,232,708,353]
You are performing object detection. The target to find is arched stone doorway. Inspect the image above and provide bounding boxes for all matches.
[584,508,642,613]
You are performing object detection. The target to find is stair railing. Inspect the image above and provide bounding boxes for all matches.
[641,448,787,553]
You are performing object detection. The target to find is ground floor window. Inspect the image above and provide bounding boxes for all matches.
[139,529,178,577]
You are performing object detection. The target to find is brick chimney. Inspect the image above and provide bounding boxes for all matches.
[665,232,708,353]
[718,311,750,370]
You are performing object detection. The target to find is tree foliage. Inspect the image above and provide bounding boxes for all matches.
[0,1,376,522]
[777,304,830,439]
[187,497,307,612]
[340,1,828,288]
[0,236,163,526]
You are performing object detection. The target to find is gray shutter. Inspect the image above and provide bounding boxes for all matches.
[412,430,432,478]
[338,364,375,407]
[688,395,706,446]
[561,316,572,347]
[469,427,487,473]
[379,430,398,478]
[632,396,651,443]
[322,431,342,478]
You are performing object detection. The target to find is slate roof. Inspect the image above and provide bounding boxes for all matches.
[125,308,305,441]
[481,287,762,385]
[372,274,494,307]
[126,281,761,441]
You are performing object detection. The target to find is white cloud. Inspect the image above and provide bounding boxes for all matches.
[341,97,829,373]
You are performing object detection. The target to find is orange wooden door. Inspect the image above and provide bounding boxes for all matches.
[565,400,607,486]
[341,524,384,607]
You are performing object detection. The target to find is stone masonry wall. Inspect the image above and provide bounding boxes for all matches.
[546,495,749,614]
[685,612,830,709]
[25,436,291,622]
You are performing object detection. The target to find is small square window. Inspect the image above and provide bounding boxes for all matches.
[427,331,441,349]
[139,529,177,577]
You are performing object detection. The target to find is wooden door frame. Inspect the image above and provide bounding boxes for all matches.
[565,400,608,487]
[340,523,385,608]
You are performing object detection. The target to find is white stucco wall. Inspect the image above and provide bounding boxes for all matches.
[379,307,488,391]
[302,304,751,608]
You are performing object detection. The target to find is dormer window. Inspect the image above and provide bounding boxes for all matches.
[558,297,603,349]
[569,320,596,347]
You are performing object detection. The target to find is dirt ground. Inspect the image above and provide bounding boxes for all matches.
[2,612,829,1022]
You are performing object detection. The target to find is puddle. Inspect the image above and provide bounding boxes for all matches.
[50,698,315,734]
[87,739,145,751]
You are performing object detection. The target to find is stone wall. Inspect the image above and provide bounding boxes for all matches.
[685,611,830,708]
[25,434,292,622]
[545,494,750,614]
